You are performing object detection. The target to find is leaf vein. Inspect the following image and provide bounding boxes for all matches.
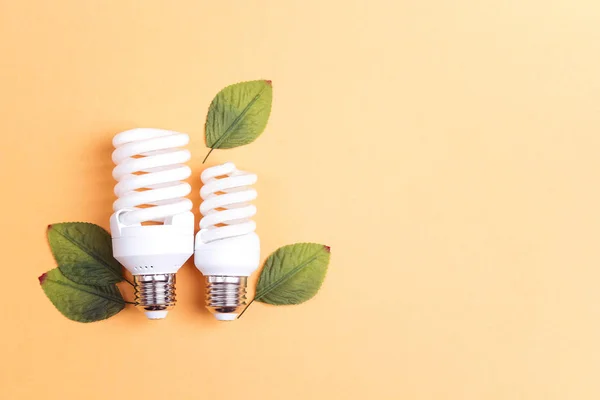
[210,85,267,149]
[53,228,121,281]
[45,278,124,304]
[255,250,322,301]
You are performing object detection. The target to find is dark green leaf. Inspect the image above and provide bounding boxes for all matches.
[204,80,273,161]
[47,222,123,286]
[39,268,125,323]
[255,243,331,305]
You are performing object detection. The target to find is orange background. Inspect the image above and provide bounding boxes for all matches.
[2,1,600,399]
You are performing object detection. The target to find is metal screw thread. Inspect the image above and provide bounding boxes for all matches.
[134,273,176,312]
[205,276,247,317]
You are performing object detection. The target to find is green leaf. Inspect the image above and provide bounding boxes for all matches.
[255,243,331,305]
[39,268,125,323]
[204,80,273,162]
[47,222,124,286]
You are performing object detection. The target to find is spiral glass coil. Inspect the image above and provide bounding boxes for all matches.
[112,128,193,225]
[198,162,257,243]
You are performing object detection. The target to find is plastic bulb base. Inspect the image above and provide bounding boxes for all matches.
[205,276,247,321]
[134,273,176,320]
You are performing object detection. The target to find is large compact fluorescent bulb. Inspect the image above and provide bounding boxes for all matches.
[110,128,194,319]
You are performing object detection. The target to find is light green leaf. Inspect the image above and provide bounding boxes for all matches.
[204,80,273,162]
[39,268,125,323]
[47,222,124,286]
[255,243,331,305]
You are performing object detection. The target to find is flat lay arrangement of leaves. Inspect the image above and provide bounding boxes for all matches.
[39,79,331,323]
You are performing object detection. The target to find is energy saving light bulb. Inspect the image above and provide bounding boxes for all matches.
[194,162,260,321]
[110,128,194,320]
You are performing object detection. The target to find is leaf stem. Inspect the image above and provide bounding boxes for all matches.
[237,298,255,319]
[202,148,215,164]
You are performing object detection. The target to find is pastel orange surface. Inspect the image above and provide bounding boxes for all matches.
[1,1,600,399]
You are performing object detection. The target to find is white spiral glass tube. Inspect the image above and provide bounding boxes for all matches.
[194,162,260,321]
[112,128,192,225]
[110,128,195,320]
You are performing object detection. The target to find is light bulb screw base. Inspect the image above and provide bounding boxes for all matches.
[134,273,176,319]
[205,276,247,321]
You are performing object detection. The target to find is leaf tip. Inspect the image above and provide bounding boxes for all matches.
[265,80,272,86]
[47,224,53,230]
[324,245,331,253]
[38,272,48,285]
